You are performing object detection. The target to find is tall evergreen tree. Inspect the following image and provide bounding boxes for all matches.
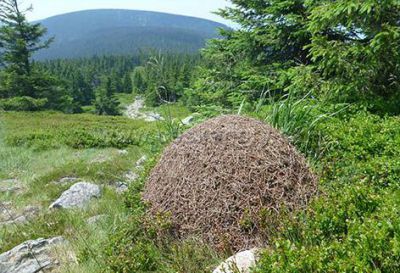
[0,0,53,98]
[123,73,133,93]
[94,77,120,116]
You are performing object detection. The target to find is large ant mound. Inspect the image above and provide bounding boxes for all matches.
[143,115,317,250]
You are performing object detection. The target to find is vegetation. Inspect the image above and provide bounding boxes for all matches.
[186,0,400,114]
[0,0,71,111]
[133,53,200,106]
[39,55,139,109]
[255,111,400,272]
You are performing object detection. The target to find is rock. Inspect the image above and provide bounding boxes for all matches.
[111,155,147,194]
[0,202,14,221]
[0,206,40,226]
[49,182,101,209]
[136,155,147,167]
[125,171,139,182]
[181,115,195,125]
[54,177,79,185]
[118,149,129,155]
[0,179,23,195]
[213,249,260,273]
[114,182,129,194]
[144,112,164,122]
[86,214,108,225]
[0,236,75,273]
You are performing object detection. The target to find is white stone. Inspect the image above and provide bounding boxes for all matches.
[49,182,101,209]
[213,248,260,273]
[0,237,75,273]
[136,155,147,168]
[181,115,195,125]
[118,149,129,155]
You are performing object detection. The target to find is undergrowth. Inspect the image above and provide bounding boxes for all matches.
[254,111,400,272]
[2,112,158,150]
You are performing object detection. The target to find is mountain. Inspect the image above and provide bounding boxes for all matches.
[34,9,227,60]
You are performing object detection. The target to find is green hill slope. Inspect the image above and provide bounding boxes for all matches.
[35,9,227,60]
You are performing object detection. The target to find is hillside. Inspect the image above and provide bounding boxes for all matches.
[34,9,227,60]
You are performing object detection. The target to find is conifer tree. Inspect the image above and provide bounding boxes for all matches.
[123,73,133,93]
[94,77,120,116]
[0,0,53,98]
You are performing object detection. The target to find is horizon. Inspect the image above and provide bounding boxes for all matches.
[25,0,232,25]
[32,8,229,26]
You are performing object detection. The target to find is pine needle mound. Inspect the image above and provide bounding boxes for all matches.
[143,115,317,250]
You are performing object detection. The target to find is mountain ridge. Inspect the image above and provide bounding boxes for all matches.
[34,9,227,60]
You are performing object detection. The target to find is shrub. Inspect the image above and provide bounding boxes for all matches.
[2,112,158,150]
[255,111,400,272]
[0,96,48,111]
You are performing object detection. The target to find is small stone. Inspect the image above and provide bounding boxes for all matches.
[213,248,260,273]
[181,115,195,125]
[49,182,101,209]
[135,155,147,168]
[0,179,23,195]
[114,182,129,194]
[125,171,139,182]
[0,202,15,222]
[0,236,76,273]
[144,112,164,122]
[118,149,128,155]
[0,205,40,227]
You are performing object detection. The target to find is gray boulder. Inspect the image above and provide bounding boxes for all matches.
[0,237,73,273]
[49,182,101,209]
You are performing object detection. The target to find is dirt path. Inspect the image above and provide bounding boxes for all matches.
[125,97,163,122]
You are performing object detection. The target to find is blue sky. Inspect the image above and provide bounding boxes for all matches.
[25,0,232,25]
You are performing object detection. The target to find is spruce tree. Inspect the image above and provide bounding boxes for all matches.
[0,0,53,98]
[123,73,133,93]
[94,77,120,116]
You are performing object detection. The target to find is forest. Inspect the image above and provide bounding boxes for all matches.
[1,0,400,273]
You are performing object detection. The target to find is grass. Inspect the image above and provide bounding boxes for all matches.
[0,110,154,271]
[2,99,398,272]
[0,104,221,273]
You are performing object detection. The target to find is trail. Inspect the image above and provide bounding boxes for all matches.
[125,96,163,122]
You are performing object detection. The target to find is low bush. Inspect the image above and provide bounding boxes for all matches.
[0,96,48,111]
[2,112,159,150]
[255,111,400,272]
